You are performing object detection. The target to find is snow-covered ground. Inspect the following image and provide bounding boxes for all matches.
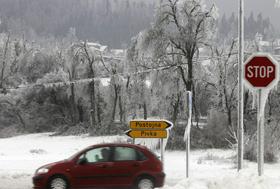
[0,133,280,189]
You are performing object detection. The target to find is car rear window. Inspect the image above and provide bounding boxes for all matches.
[136,145,159,160]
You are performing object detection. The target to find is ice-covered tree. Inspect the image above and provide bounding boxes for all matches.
[275,0,280,7]
[130,0,217,122]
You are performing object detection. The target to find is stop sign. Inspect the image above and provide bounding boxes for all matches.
[244,54,279,89]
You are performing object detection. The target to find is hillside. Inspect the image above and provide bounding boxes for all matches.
[0,0,158,48]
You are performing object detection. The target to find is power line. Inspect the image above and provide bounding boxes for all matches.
[2,63,187,91]
[2,52,280,92]
[3,54,222,91]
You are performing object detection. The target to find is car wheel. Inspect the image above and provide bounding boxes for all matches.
[136,177,154,189]
[48,176,68,189]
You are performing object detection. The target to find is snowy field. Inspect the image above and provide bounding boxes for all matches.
[0,133,280,189]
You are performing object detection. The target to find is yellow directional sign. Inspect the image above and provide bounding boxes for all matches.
[130,120,172,130]
[125,130,167,138]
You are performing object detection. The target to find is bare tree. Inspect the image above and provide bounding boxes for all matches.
[0,33,10,91]
[63,45,81,125]
[126,44,151,120]
[205,40,239,141]
[100,54,125,125]
[73,42,98,133]
[0,99,26,130]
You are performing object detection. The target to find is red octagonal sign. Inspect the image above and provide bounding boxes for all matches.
[244,54,279,89]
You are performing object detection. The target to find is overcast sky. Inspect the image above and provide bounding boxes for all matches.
[207,0,280,30]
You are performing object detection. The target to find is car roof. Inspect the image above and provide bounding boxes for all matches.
[85,143,148,150]
[69,143,151,160]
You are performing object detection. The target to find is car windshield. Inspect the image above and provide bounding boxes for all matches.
[67,151,82,160]
[67,146,92,160]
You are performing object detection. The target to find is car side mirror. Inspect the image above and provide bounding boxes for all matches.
[77,157,88,165]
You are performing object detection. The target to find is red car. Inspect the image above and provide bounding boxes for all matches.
[33,143,165,189]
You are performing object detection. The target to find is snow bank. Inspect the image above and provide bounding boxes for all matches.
[0,134,280,189]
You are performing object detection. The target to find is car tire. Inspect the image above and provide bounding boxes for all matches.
[136,177,154,189]
[48,176,69,189]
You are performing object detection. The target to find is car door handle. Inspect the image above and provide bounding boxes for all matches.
[96,163,114,168]
[133,163,140,167]
[96,164,107,168]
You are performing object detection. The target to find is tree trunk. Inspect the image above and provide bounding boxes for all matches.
[267,95,273,124]
[178,62,192,92]
[15,110,26,131]
[187,57,193,91]
[243,90,249,133]
[77,104,84,123]
[111,84,118,123]
[224,95,233,132]
[77,98,84,123]
[50,89,66,122]
[90,80,96,134]
[118,91,124,123]
[0,66,4,89]
[96,87,102,126]
[227,109,232,128]
[172,92,181,125]
[70,82,76,125]
[178,58,200,127]
[143,102,147,120]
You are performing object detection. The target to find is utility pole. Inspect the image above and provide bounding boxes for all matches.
[237,0,244,171]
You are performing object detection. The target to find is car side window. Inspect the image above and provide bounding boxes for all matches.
[79,147,111,163]
[114,147,146,161]
[136,150,147,161]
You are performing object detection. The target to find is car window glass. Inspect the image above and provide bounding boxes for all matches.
[80,147,111,163]
[114,147,138,161]
[137,150,147,161]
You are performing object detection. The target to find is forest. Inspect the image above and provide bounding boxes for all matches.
[0,0,155,48]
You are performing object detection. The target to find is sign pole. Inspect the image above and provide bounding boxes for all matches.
[160,138,164,169]
[244,53,279,176]
[126,120,173,170]
[257,89,264,176]
[186,91,192,178]
[238,0,244,171]
[186,128,190,178]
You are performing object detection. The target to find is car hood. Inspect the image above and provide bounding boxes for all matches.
[39,159,69,169]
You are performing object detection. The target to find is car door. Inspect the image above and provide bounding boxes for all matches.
[71,146,114,188]
[109,146,146,187]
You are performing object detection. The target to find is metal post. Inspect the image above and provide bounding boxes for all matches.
[186,128,190,178]
[160,138,164,170]
[257,89,264,176]
[238,0,244,171]
[186,91,192,178]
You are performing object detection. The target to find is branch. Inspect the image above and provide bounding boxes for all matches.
[224,39,237,65]
[229,79,238,103]
[169,38,188,57]
[202,79,218,90]
[99,52,111,73]
[168,0,185,36]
